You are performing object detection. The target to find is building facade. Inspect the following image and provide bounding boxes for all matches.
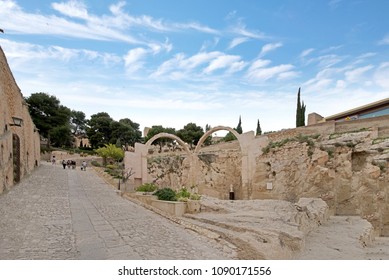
[308,97,389,125]
[0,47,40,194]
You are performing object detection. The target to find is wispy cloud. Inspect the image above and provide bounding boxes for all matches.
[344,65,374,83]
[246,59,295,81]
[52,0,89,20]
[203,54,245,74]
[230,21,267,39]
[378,34,389,45]
[228,37,250,49]
[0,38,120,65]
[152,51,246,79]
[329,0,343,9]
[374,62,389,89]
[123,48,148,74]
[300,48,315,58]
[259,42,282,57]
[1,0,219,48]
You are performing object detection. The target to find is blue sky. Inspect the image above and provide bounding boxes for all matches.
[1,0,389,135]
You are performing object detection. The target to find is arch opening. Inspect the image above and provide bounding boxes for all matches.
[195,126,241,153]
[145,132,191,155]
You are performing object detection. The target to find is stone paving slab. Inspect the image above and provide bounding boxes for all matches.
[0,161,235,260]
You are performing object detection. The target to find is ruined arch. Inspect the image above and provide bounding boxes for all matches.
[145,132,191,155]
[194,126,241,153]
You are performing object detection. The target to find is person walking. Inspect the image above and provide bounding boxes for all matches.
[62,159,67,169]
[82,160,87,171]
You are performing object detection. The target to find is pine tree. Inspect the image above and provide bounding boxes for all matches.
[256,119,262,136]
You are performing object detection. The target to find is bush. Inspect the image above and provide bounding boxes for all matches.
[91,161,101,167]
[153,188,177,201]
[136,183,157,192]
[190,193,201,200]
[106,164,118,170]
[176,187,191,199]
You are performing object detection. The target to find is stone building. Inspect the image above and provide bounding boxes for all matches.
[0,46,40,194]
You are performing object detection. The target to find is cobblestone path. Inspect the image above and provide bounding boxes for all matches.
[0,162,232,260]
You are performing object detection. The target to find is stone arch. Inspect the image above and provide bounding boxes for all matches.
[145,132,191,155]
[194,126,241,153]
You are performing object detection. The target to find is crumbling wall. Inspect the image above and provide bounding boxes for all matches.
[252,129,389,236]
[146,147,242,200]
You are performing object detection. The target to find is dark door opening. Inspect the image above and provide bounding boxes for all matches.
[12,134,21,183]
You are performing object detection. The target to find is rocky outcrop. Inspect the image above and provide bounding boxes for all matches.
[183,197,329,259]
[254,129,389,236]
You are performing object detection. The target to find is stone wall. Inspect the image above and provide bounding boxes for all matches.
[124,117,389,235]
[0,47,40,194]
[146,142,242,199]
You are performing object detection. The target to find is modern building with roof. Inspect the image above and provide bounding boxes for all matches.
[308,97,389,125]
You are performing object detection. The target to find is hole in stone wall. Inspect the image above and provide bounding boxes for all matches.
[351,151,368,172]
[272,171,276,177]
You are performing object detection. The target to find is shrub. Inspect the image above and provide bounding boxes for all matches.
[190,193,201,200]
[91,161,101,167]
[153,188,177,201]
[176,187,191,199]
[106,164,118,170]
[136,183,157,192]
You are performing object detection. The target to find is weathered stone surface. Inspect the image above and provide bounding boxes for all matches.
[0,47,40,194]
[128,127,389,235]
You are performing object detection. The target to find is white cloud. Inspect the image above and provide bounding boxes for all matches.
[124,48,148,74]
[152,51,244,79]
[248,59,271,70]
[259,42,282,57]
[374,62,389,89]
[204,55,244,74]
[344,65,374,83]
[300,48,315,58]
[314,54,344,68]
[247,59,294,81]
[228,37,250,49]
[230,21,267,39]
[200,37,220,52]
[378,34,389,45]
[329,0,343,9]
[0,0,219,49]
[51,0,89,19]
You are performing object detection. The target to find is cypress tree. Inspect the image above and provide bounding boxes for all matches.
[296,87,306,127]
[236,115,243,134]
[256,119,262,136]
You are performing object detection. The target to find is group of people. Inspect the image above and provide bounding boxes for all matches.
[61,159,87,171]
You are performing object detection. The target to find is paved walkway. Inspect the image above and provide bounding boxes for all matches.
[0,162,234,260]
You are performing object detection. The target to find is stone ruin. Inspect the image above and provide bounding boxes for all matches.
[124,118,389,237]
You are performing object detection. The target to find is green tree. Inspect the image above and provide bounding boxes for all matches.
[144,125,176,152]
[296,87,306,127]
[256,119,262,136]
[236,115,243,134]
[177,123,204,149]
[86,112,113,148]
[110,119,142,148]
[223,116,242,142]
[49,125,73,147]
[95,143,124,163]
[204,124,212,146]
[25,92,71,147]
[70,110,87,136]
